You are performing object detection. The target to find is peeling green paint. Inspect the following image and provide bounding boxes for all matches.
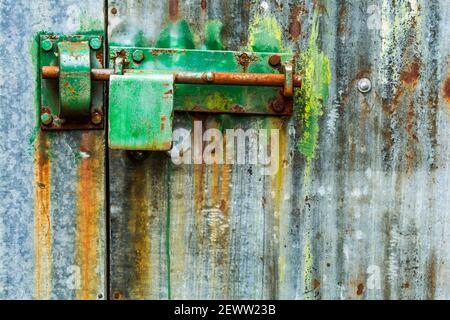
[248,15,282,52]
[205,20,224,50]
[296,12,330,165]
[204,92,229,111]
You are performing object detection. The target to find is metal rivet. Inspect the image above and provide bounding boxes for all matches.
[132,49,145,63]
[358,78,372,93]
[91,111,102,125]
[89,37,102,50]
[41,39,53,52]
[41,112,53,125]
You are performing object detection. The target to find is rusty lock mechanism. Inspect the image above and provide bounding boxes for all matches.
[40,35,301,150]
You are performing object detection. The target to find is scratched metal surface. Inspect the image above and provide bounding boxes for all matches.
[108,0,450,300]
[0,0,106,299]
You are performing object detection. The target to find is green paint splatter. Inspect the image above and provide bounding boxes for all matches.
[156,20,195,49]
[248,15,283,52]
[296,12,330,165]
[205,20,224,50]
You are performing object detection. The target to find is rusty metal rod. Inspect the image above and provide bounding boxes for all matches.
[42,66,301,87]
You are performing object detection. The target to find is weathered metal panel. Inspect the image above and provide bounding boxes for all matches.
[108,0,450,300]
[0,0,106,299]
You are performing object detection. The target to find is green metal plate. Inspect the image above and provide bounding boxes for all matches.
[108,47,293,115]
[40,34,104,130]
[109,74,175,151]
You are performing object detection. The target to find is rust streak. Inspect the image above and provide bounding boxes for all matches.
[169,0,179,22]
[127,156,151,299]
[75,132,102,299]
[34,132,52,299]
[288,5,302,40]
[443,76,450,105]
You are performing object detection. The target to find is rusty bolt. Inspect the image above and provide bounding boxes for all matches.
[111,7,118,15]
[40,112,53,126]
[89,37,102,50]
[271,95,286,113]
[91,111,102,125]
[357,78,372,93]
[268,55,281,68]
[132,49,145,63]
[41,39,53,52]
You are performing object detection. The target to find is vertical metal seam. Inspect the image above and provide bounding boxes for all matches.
[104,0,111,301]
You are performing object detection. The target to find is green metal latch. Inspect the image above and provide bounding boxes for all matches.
[39,34,105,130]
[40,37,301,151]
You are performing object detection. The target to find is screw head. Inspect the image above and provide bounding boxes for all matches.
[91,111,102,125]
[89,37,102,50]
[268,54,281,67]
[41,39,53,52]
[132,49,145,63]
[40,112,53,125]
[358,78,372,93]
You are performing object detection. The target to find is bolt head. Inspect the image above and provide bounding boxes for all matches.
[91,112,102,125]
[268,55,281,67]
[89,37,102,50]
[40,112,53,125]
[358,78,372,93]
[41,39,53,52]
[132,50,145,63]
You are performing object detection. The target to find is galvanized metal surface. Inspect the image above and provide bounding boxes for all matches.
[108,0,450,300]
[0,0,106,299]
[1,0,449,300]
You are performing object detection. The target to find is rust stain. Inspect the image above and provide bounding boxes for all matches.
[427,252,437,299]
[34,132,52,299]
[160,114,167,132]
[288,5,302,40]
[201,0,207,11]
[75,132,102,299]
[443,76,450,104]
[313,279,321,290]
[356,283,364,296]
[169,0,179,22]
[405,100,418,175]
[401,282,411,289]
[400,61,421,86]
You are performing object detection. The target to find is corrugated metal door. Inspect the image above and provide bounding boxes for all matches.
[1,0,449,300]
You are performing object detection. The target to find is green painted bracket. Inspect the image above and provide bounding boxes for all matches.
[109,74,174,151]
[58,42,91,119]
[39,34,104,130]
[109,47,294,116]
